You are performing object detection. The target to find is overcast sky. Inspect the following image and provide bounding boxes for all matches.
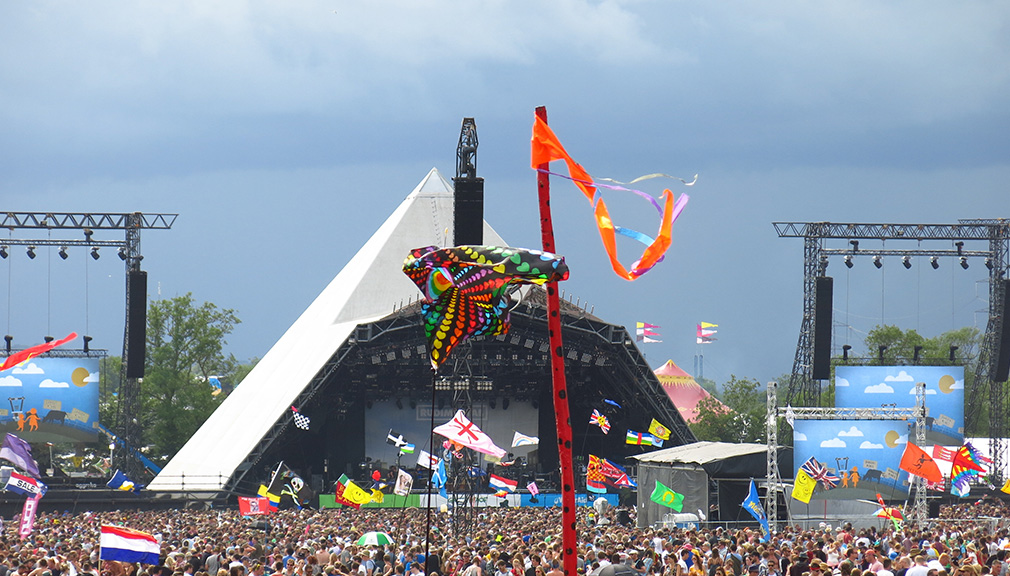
[1,1,1008,386]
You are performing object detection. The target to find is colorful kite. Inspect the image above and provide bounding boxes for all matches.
[403,245,568,369]
[950,442,987,493]
[433,410,507,458]
[530,115,690,281]
[589,409,611,434]
[636,322,662,343]
[875,493,903,529]
[0,333,77,372]
[800,456,839,489]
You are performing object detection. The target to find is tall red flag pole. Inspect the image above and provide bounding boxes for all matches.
[535,106,578,576]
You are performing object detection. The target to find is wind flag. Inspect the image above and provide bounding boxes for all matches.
[792,468,816,504]
[400,443,416,455]
[417,450,440,470]
[898,442,943,484]
[950,443,987,494]
[697,323,718,344]
[700,322,718,329]
[512,431,539,448]
[432,459,448,498]
[648,418,671,441]
[238,496,271,516]
[433,410,507,458]
[741,479,770,541]
[290,407,310,430]
[99,525,161,565]
[650,480,684,511]
[0,333,77,372]
[626,430,663,447]
[0,434,39,478]
[527,481,539,496]
[19,494,40,540]
[599,457,637,488]
[586,455,607,493]
[590,409,611,434]
[636,322,662,343]
[106,470,142,493]
[257,485,281,510]
[489,474,518,492]
[932,445,956,462]
[334,474,372,509]
[387,430,409,449]
[799,457,839,489]
[5,470,44,497]
[394,469,414,496]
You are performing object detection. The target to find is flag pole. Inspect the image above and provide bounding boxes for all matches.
[535,106,578,576]
[424,367,437,572]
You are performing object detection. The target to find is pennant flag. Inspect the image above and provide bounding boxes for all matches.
[586,455,607,493]
[700,322,718,329]
[626,430,663,447]
[792,468,816,504]
[512,431,539,448]
[799,457,839,489]
[648,418,671,441]
[106,470,142,493]
[386,430,409,448]
[416,450,440,470]
[741,480,770,541]
[932,445,956,462]
[433,410,507,458]
[5,470,44,497]
[394,469,414,496]
[0,333,77,372]
[636,322,662,343]
[527,481,539,496]
[0,434,39,478]
[399,443,416,455]
[99,525,161,565]
[238,496,271,516]
[899,442,943,484]
[651,480,684,511]
[590,409,611,434]
[290,406,310,431]
[489,474,518,492]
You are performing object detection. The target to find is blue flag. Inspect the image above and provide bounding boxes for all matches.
[107,469,142,493]
[741,479,770,541]
[432,458,447,499]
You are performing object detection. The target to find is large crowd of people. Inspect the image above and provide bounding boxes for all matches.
[2,496,1009,576]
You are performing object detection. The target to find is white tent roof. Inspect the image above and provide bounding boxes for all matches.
[629,441,767,466]
[148,168,506,491]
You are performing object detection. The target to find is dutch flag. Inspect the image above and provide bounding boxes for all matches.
[100,525,161,565]
[489,474,517,492]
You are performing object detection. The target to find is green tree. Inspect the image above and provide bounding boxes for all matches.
[691,375,767,443]
[142,294,241,463]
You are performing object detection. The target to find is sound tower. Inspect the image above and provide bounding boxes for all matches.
[995,279,1010,382]
[453,178,484,246]
[125,270,147,378]
[812,276,833,380]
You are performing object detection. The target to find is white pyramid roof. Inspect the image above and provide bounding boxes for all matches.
[148,168,506,491]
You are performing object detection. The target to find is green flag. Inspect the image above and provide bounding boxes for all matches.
[651,480,685,511]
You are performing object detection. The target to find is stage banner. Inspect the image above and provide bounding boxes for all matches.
[0,357,100,443]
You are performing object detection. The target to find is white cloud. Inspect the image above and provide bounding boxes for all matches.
[896,434,908,444]
[11,362,43,375]
[835,377,850,387]
[39,379,69,388]
[794,432,808,441]
[950,379,964,389]
[0,376,23,387]
[860,441,884,449]
[821,438,847,448]
[838,426,864,437]
[885,371,914,382]
[865,383,894,394]
[83,372,100,383]
[909,387,937,395]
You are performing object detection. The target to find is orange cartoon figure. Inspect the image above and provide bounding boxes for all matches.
[840,470,850,488]
[26,408,39,432]
[849,466,860,487]
[15,412,25,432]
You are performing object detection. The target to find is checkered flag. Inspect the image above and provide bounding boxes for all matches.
[291,406,310,431]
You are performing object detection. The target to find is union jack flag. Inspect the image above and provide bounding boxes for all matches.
[800,456,839,489]
[590,409,611,434]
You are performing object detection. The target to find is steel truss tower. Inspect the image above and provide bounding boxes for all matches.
[775,220,1010,479]
[0,212,176,478]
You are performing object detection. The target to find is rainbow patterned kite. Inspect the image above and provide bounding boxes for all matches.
[531,115,690,281]
[403,246,568,369]
[950,442,988,494]
[0,333,77,372]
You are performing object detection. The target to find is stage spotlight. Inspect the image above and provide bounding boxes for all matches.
[844,255,853,269]
[930,256,939,270]
[849,240,859,252]
[878,345,887,363]
[985,258,994,271]
[872,256,882,269]
[913,345,923,363]
[365,401,373,409]
[44,336,53,343]
[58,246,68,260]
[902,256,911,269]
[3,335,11,353]
[395,399,403,410]
[960,257,969,270]
[409,399,417,409]
[489,399,496,409]
[955,241,964,255]
[91,247,100,260]
[0,246,7,259]
[83,335,93,353]
[949,345,959,362]
[26,246,36,260]
[118,247,128,261]
[842,344,852,362]
[502,398,510,411]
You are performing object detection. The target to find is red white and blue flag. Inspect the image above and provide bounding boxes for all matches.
[5,470,43,497]
[590,409,611,434]
[800,456,839,489]
[100,525,161,565]
[489,474,517,492]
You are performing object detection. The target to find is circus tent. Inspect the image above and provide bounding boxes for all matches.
[655,360,729,423]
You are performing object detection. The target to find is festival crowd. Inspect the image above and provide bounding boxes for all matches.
[1,496,1009,576]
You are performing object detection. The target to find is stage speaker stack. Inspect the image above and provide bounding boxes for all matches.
[453,177,484,246]
[812,276,833,380]
[995,279,1010,382]
[125,270,147,379]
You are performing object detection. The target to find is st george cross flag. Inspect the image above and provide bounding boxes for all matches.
[512,431,539,448]
[590,409,611,434]
[416,450,440,470]
[799,457,839,489]
[433,410,507,458]
[0,434,39,478]
[5,470,44,497]
[100,525,161,565]
[290,407,310,430]
[489,474,518,492]
[238,496,271,516]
